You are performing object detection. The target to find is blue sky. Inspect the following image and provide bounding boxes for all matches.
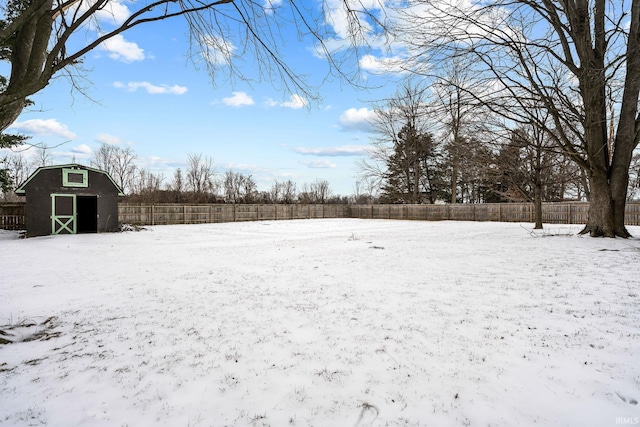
[4,1,399,196]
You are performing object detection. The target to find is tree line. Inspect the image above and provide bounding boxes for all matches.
[0,146,352,204]
[357,80,640,228]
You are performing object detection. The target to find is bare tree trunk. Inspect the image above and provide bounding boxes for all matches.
[533,188,543,230]
[533,150,543,230]
[580,171,616,237]
[611,171,631,237]
[608,0,640,237]
[450,163,458,203]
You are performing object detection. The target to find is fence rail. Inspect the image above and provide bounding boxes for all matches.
[2,202,640,231]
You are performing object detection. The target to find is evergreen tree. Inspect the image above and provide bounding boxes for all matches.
[380,122,445,204]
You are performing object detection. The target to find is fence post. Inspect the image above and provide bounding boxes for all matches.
[151,205,155,226]
[567,204,572,224]
[234,204,237,222]
[530,204,533,223]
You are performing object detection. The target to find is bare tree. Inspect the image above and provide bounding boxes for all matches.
[311,178,332,204]
[432,57,490,204]
[129,168,164,200]
[297,179,333,203]
[269,179,297,204]
[223,171,242,203]
[91,143,137,194]
[492,121,572,229]
[280,179,297,204]
[170,168,185,193]
[1,152,30,199]
[269,180,282,204]
[185,153,216,195]
[352,178,379,204]
[223,170,256,203]
[242,175,258,203]
[392,1,640,236]
[0,0,385,133]
[31,144,53,168]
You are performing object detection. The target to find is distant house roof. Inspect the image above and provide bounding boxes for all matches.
[15,164,125,196]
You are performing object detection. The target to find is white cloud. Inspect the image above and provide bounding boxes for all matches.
[71,144,93,155]
[64,0,130,30]
[52,144,93,162]
[146,156,178,167]
[95,0,130,25]
[95,133,131,145]
[300,159,337,169]
[359,54,408,75]
[323,0,380,39]
[266,94,308,109]
[9,119,77,139]
[222,92,255,107]
[224,163,271,174]
[318,0,388,57]
[101,34,145,62]
[113,81,188,95]
[338,107,375,132]
[294,145,370,156]
[263,0,282,13]
[283,94,308,109]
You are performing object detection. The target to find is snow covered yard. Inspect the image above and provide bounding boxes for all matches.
[1,219,639,427]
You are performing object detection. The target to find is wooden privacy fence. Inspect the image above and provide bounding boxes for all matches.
[0,214,24,230]
[2,202,640,230]
[118,202,640,227]
[118,203,350,225]
[349,203,640,224]
[0,203,25,230]
[350,203,595,223]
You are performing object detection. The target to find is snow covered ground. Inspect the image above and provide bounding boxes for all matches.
[1,219,639,427]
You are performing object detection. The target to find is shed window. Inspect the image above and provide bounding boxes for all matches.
[62,169,88,187]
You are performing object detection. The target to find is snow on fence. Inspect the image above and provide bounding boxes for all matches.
[2,202,640,230]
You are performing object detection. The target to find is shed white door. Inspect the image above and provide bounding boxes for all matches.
[51,194,76,235]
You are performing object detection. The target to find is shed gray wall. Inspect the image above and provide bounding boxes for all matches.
[24,168,120,237]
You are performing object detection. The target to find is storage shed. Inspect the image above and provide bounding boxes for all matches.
[15,164,124,237]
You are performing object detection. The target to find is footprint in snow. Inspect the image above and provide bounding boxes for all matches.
[616,391,638,405]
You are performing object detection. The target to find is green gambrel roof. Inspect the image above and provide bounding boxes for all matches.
[15,164,125,196]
